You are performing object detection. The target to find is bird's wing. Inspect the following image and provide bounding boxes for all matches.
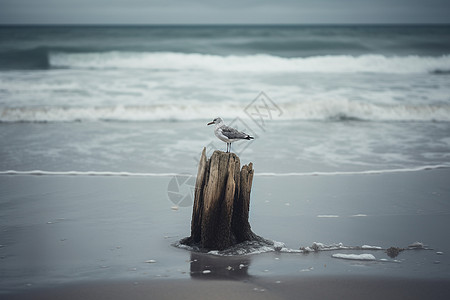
[220,125,249,139]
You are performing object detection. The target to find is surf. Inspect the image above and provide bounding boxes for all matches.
[48,51,450,74]
[2,101,450,123]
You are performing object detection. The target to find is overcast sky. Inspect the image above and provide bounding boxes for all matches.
[1,0,449,25]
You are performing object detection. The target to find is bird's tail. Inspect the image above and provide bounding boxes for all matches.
[246,135,254,140]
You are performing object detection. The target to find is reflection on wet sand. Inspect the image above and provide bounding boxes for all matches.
[189,252,252,280]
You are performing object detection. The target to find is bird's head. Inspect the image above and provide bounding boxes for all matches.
[207,117,223,126]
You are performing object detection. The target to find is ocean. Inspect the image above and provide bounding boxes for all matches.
[1,25,450,293]
[1,25,450,175]
[0,25,449,175]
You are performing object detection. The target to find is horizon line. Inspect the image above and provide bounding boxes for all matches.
[1,22,450,27]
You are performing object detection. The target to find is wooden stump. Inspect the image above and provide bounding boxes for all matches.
[181,148,260,250]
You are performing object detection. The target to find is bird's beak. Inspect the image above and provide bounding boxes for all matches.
[207,121,214,125]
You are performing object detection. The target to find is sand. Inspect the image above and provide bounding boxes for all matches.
[5,277,450,300]
[1,169,450,298]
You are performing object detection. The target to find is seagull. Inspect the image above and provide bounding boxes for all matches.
[207,117,254,153]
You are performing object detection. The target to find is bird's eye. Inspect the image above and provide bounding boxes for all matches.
[213,118,217,121]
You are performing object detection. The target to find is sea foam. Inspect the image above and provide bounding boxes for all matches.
[49,51,450,74]
[2,100,450,122]
[1,165,448,177]
[332,253,377,261]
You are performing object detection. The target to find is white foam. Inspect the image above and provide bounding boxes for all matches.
[301,242,384,253]
[206,245,276,256]
[332,253,376,261]
[1,164,448,178]
[257,164,450,177]
[2,100,450,122]
[0,170,178,177]
[317,215,339,218]
[304,242,351,252]
[49,51,450,74]
[281,99,450,122]
[0,104,242,123]
[408,241,425,249]
[362,245,383,250]
[176,239,302,256]
[144,260,156,263]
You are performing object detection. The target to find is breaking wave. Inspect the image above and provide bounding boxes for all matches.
[48,51,450,74]
[2,100,450,122]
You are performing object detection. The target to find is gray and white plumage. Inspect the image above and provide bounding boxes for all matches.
[207,117,254,153]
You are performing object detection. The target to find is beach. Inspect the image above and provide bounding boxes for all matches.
[6,277,450,300]
[1,168,450,298]
[1,25,450,298]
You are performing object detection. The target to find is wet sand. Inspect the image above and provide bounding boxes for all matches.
[5,277,450,300]
[1,169,450,298]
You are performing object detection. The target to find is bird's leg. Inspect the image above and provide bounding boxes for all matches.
[226,143,230,153]
[229,143,232,153]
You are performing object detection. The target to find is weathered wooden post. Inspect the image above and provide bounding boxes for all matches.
[180,148,262,250]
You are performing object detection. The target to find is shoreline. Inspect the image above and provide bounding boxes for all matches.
[1,163,450,177]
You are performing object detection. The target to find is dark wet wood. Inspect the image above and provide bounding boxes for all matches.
[181,148,258,250]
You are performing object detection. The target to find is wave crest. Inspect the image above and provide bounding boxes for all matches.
[49,51,450,74]
[2,100,450,122]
